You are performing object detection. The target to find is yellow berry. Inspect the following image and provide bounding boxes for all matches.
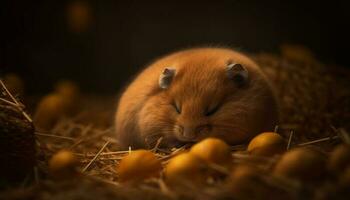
[164,153,207,187]
[34,93,67,131]
[247,132,286,156]
[49,150,78,178]
[328,144,350,174]
[190,137,231,168]
[273,148,326,182]
[3,73,24,95]
[117,150,162,183]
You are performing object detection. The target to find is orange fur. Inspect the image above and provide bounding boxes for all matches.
[115,48,279,149]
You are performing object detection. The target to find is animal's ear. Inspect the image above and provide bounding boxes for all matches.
[226,63,249,87]
[159,67,176,89]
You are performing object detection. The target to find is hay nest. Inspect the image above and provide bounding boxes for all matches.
[0,80,36,185]
[0,45,350,200]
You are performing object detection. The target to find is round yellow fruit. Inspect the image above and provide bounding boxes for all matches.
[230,164,260,182]
[328,144,350,174]
[229,165,283,199]
[3,73,24,95]
[66,1,91,33]
[247,132,286,156]
[54,80,80,115]
[273,148,326,182]
[117,150,162,183]
[54,80,80,99]
[190,137,231,167]
[49,150,78,177]
[229,165,262,195]
[164,153,207,187]
[34,93,67,131]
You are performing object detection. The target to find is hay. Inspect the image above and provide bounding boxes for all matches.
[1,46,350,199]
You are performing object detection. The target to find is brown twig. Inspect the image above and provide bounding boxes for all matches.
[82,141,110,172]
[80,156,124,162]
[0,79,32,122]
[0,97,18,107]
[297,135,339,146]
[35,131,76,141]
[159,145,188,161]
[287,131,294,150]
[339,128,350,144]
[74,151,130,157]
[152,137,163,152]
[332,126,350,145]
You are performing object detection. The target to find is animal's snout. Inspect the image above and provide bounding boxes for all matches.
[178,124,211,141]
[181,126,197,140]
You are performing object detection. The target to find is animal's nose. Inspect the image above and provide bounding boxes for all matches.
[180,125,211,141]
[181,126,197,140]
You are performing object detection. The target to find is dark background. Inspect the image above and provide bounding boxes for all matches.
[1,0,349,94]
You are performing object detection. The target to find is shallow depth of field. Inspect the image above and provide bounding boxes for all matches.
[1,45,350,199]
[1,1,350,200]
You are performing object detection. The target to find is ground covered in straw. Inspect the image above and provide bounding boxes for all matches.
[1,45,350,200]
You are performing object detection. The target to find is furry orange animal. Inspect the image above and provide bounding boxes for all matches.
[115,48,279,149]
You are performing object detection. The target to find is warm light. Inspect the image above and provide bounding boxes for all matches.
[66,1,92,33]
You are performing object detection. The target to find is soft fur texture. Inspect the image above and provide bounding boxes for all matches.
[115,48,279,149]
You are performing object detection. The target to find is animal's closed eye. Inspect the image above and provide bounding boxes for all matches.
[172,101,181,114]
[205,104,220,116]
